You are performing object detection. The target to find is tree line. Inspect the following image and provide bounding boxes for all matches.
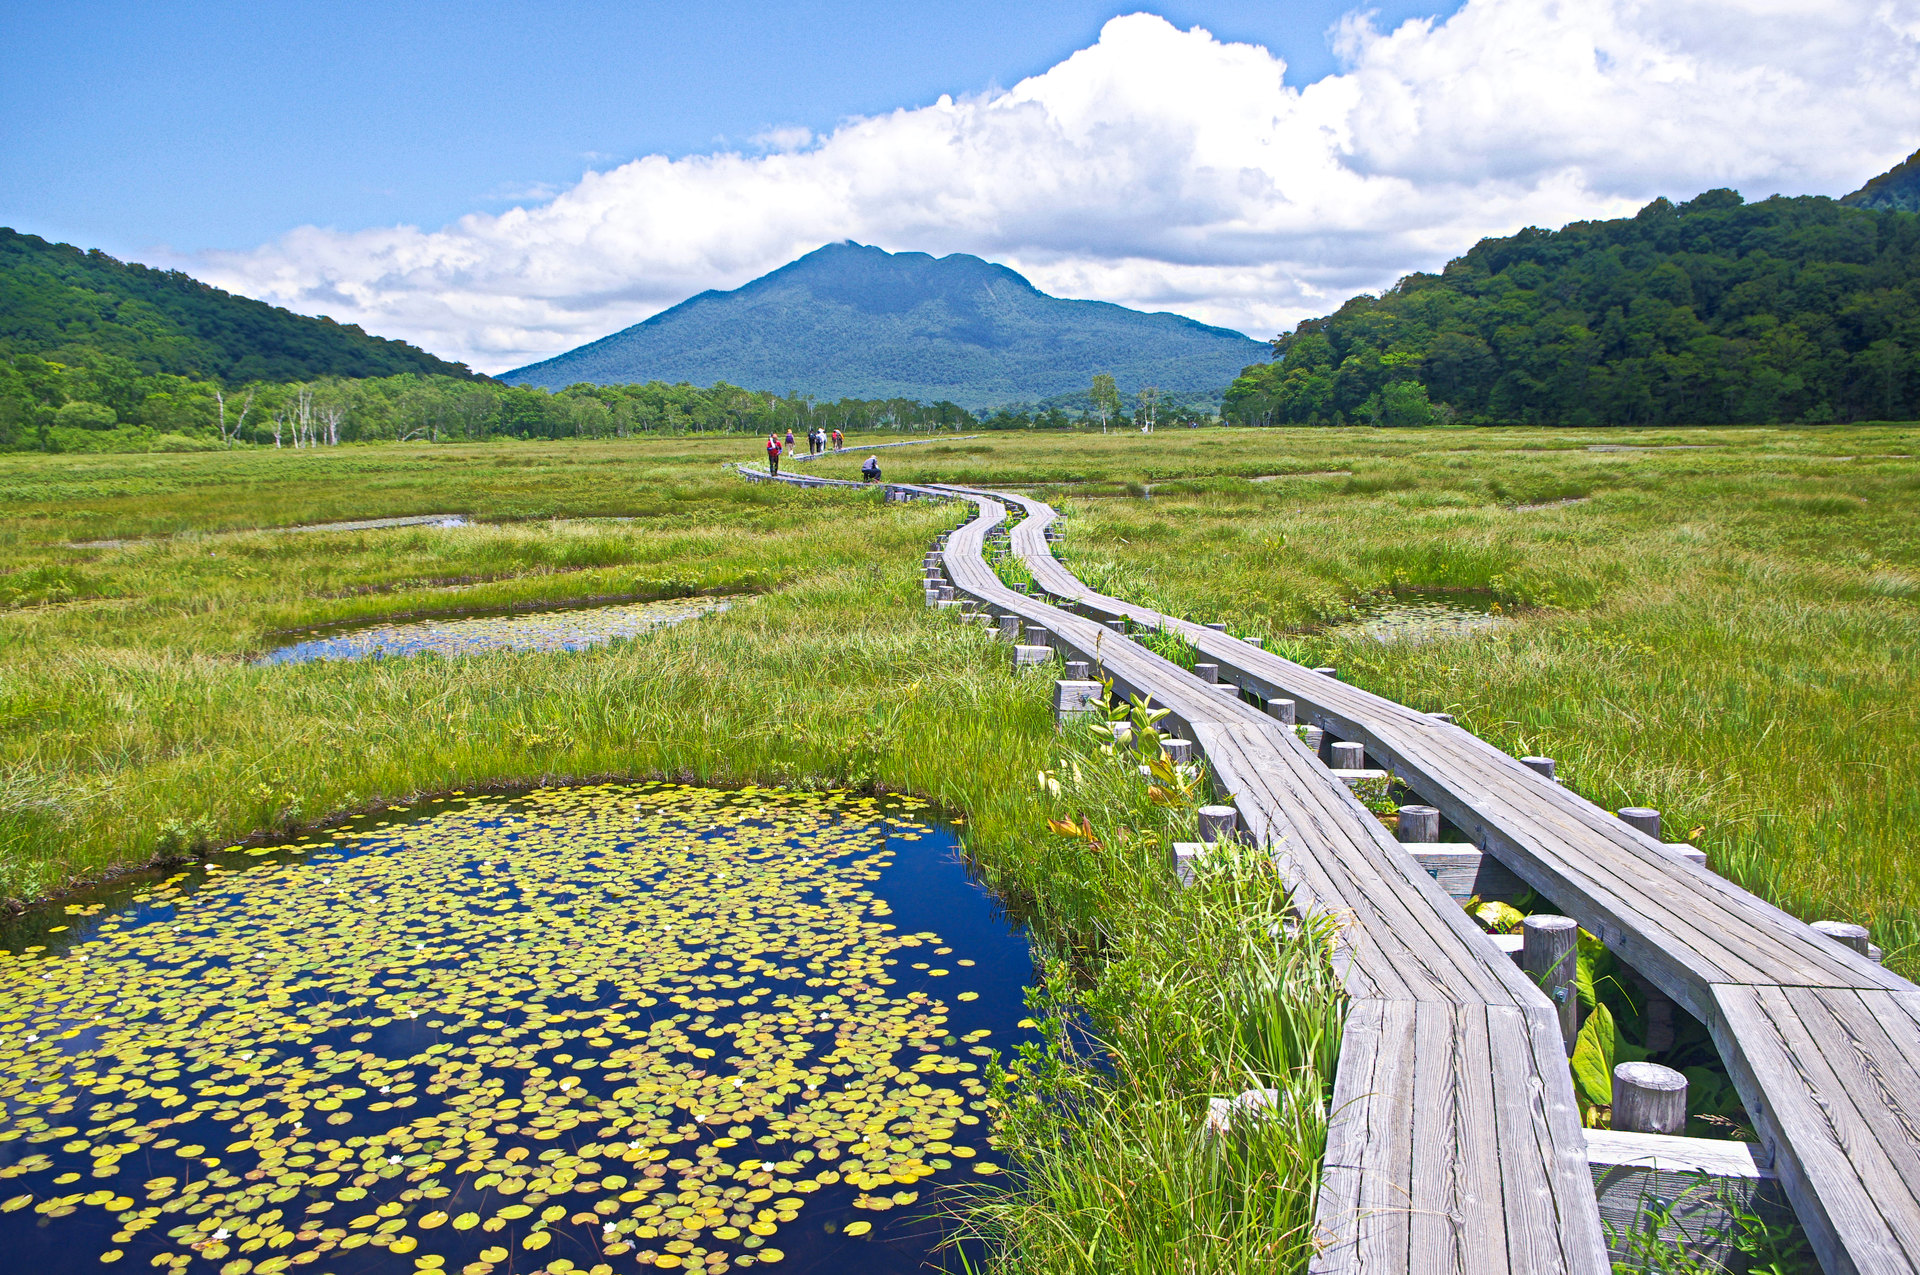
[1224,190,1920,427]
[0,353,1208,453]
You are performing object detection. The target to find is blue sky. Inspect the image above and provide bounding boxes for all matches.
[5,0,1912,371]
[1,1,1461,259]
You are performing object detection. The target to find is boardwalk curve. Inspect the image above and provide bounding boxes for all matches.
[745,458,1920,1274]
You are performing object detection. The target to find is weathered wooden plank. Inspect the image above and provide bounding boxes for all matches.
[1712,983,1918,1275]
[1222,721,1527,1007]
[1494,1002,1612,1272]
[1786,989,1920,1253]
[1315,997,1388,1274]
[1408,1003,1507,1275]
[1315,997,1417,1273]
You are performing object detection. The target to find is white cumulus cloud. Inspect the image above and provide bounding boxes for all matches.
[198,0,1920,374]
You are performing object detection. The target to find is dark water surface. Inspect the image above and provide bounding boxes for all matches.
[0,785,1035,1275]
[259,598,730,665]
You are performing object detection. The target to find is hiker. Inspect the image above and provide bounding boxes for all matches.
[766,434,781,477]
[812,428,824,455]
[832,428,843,451]
[784,428,795,458]
[862,455,880,483]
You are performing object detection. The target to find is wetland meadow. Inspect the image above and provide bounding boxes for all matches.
[0,424,1915,1273]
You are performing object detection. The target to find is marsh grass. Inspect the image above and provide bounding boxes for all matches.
[879,427,1920,975]
[959,740,1343,1274]
[0,440,1344,1272]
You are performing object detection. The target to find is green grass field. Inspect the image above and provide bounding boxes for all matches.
[0,437,1344,1271]
[2,425,1914,1270]
[811,425,1920,974]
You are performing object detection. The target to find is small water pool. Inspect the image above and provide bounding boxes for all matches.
[1324,590,1509,645]
[260,598,730,664]
[0,784,1035,1275]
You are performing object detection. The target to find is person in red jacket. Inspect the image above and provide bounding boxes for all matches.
[831,428,843,451]
[766,434,782,477]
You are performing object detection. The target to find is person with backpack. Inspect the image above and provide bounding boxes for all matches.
[862,455,880,483]
[766,434,782,477]
[831,428,843,451]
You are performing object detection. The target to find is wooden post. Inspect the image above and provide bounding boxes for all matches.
[1204,621,1228,632]
[1522,756,1556,779]
[1192,662,1219,683]
[1169,842,1205,887]
[1024,625,1050,649]
[998,615,1021,642]
[1198,805,1237,843]
[1162,738,1193,764]
[1064,660,1090,680]
[1331,741,1366,770]
[1106,618,1127,635]
[1810,921,1871,955]
[1266,697,1296,724]
[1052,679,1103,726]
[1313,665,1338,679]
[1429,712,1455,724]
[1012,645,1055,668]
[1523,914,1581,1053]
[1397,805,1440,843]
[1612,1063,1688,1135]
[1618,807,1661,839]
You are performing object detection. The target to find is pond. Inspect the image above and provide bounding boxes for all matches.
[1323,589,1509,645]
[260,598,731,664]
[0,784,1036,1275]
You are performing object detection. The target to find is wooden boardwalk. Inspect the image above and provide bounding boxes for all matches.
[972,486,1920,1275]
[741,463,1609,1273]
[746,461,1920,1274]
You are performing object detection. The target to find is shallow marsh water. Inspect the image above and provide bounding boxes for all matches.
[1323,589,1508,645]
[260,598,730,664]
[0,784,1035,1275]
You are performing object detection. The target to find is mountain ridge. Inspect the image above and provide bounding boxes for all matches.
[502,242,1264,408]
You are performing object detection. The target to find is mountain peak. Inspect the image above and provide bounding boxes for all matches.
[502,244,1261,407]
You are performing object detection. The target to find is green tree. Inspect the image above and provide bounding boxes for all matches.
[1090,373,1120,433]
[54,400,116,430]
[1374,380,1434,428]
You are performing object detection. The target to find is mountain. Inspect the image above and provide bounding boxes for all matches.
[1225,189,1920,427]
[1842,147,1920,213]
[0,227,480,382]
[502,242,1265,408]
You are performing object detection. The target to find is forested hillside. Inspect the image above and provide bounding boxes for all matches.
[1224,190,1920,426]
[0,228,479,383]
[1843,148,1920,214]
